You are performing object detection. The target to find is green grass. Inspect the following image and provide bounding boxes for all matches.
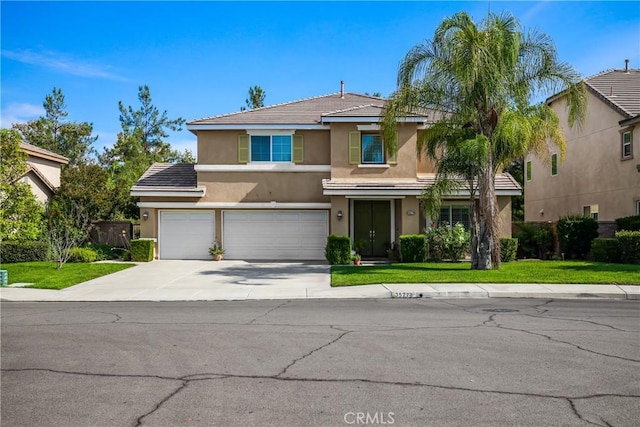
[1,262,135,290]
[331,260,640,286]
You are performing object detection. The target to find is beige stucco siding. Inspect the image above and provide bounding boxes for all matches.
[330,123,418,179]
[196,130,330,165]
[18,173,51,205]
[525,92,640,221]
[27,156,62,188]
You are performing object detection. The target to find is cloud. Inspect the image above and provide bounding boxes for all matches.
[0,102,45,128]
[169,137,198,156]
[2,49,129,81]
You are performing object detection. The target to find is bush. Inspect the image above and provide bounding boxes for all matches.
[400,234,426,263]
[68,247,98,263]
[130,239,154,262]
[324,235,352,265]
[590,238,621,263]
[615,215,640,232]
[500,238,518,262]
[83,242,118,261]
[556,215,599,260]
[425,224,470,262]
[513,222,555,259]
[616,231,640,265]
[0,241,50,263]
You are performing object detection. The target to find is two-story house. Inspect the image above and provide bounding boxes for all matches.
[524,63,640,232]
[132,87,520,260]
[18,142,69,204]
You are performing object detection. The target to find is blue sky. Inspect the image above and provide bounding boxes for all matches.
[2,1,639,156]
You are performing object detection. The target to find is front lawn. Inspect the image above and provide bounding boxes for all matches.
[331,260,640,286]
[1,262,135,290]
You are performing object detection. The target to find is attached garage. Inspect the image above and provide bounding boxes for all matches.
[159,211,215,259]
[223,211,328,260]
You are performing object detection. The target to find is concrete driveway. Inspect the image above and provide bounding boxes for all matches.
[0,260,332,301]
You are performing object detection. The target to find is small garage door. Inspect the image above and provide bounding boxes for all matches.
[159,211,215,259]
[223,211,328,260]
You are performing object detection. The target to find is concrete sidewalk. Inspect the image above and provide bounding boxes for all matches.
[0,260,638,301]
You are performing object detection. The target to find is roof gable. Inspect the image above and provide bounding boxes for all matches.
[20,142,69,164]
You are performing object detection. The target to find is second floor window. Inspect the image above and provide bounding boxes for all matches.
[551,153,558,176]
[251,135,292,162]
[362,134,384,164]
[622,130,632,159]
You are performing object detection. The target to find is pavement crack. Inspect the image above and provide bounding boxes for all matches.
[532,299,554,315]
[495,324,640,363]
[1,367,180,382]
[134,380,188,427]
[523,313,630,332]
[276,329,351,377]
[246,301,289,324]
[567,398,608,427]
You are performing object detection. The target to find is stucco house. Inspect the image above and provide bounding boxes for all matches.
[132,86,520,260]
[524,63,640,232]
[18,142,69,204]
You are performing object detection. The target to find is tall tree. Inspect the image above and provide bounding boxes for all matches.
[0,129,44,240]
[100,86,187,219]
[241,85,266,111]
[382,11,586,269]
[12,88,97,165]
[55,163,112,222]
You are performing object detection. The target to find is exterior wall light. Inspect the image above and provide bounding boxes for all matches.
[337,210,343,220]
[142,211,149,221]
[406,210,415,216]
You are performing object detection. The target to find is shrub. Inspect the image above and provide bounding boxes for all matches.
[111,247,130,261]
[513,222,555,259]
[615,231,640,265]
[590,238,621,263]
[615,215,640,232]
[0,241,50,263]
[400,234,426,263]
[68,247,98,263]
[83,242,118,261]
[130,239,154,262]
[324,235,352,265]
[500,238,518,262]
[556,215,599,260]
[425,224,470,262]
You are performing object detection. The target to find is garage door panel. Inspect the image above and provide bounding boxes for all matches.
[223,211,328,260]
[159,211,215,260]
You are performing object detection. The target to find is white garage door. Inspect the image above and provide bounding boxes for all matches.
[159,211,215,259]
[223,211,328,260]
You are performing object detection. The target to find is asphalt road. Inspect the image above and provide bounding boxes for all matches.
[1,298,639,427]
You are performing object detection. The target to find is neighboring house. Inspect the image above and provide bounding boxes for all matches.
[18,142,69,204]
[524,63,640,233]
[132,86,520,260]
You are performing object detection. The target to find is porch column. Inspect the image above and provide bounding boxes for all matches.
[330,196,349,236]
[401,197,420,235]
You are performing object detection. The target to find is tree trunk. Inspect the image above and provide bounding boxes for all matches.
[469,191,480,269]
[476,163,499,270]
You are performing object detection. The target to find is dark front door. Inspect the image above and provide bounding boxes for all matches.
[354,200,391,258]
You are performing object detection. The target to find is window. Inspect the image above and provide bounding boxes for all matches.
[362,134,384,164]
[526,161,532,181]
[551,153,558,176]
[437,205,470,230]
[622,130,632,159]
[637,200,640,215]
[583,205,599,221]
[250,135,291,162]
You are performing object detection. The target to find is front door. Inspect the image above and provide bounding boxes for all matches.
[353,200,391,258]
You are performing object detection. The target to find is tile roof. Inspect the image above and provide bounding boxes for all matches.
[188,93,432,126]
[132,163,198,190]
[585,68,640,118]
[20,142,69,164]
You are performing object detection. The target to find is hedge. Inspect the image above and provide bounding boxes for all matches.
[130,239,154,262]
[325,235,352,265]
[0,241,50,263]
[615,215,640,232]
[616,231,640,265]
[68,247,98,263]
[556,215,599,260]
[590,238,621,263]
[400,234,426,263]
[500,238,518,262]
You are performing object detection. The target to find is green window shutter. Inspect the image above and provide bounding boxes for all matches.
[292,135,304,164]
[349,131,361,164]
[238,135,249,163]
[387,131,398,164]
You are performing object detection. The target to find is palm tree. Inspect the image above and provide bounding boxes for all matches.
[381,11,586,269]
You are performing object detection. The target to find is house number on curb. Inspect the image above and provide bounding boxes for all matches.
[392,292,423,298]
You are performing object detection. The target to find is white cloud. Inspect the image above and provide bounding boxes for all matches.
[0,102,45,128]
[2,49,129,81]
